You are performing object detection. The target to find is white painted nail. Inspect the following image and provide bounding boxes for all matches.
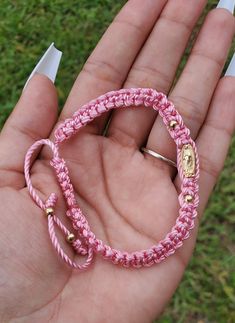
[225,53,235,76]
[217,0,235,14]
[23,42,62,90]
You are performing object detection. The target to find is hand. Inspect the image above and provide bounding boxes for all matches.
[0,1,234,322]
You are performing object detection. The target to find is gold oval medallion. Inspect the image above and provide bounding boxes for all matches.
[181,144,196,177]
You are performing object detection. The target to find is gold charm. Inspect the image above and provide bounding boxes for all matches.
[181,144,196,177]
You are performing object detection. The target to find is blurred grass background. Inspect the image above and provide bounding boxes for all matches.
[0,0,234,322]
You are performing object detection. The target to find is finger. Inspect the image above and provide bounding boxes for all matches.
[0,74,58,188]
[57,0,168,136]
[146,8,235,176]
[175,75,235,217]
[107,0,207,147]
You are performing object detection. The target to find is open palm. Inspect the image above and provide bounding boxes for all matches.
[0,1,235,322]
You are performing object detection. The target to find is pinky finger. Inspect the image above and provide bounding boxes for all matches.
[174,72,235,216]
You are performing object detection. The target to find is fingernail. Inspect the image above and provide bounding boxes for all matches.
[217,0,235,14]
[23,42,62,90]
[225,53,235,76]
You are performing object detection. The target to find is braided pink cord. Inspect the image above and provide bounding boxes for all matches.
[24,88,199,269]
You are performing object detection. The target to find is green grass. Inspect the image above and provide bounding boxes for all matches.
[0,1,234,322]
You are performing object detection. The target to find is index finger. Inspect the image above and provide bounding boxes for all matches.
[55,0,167,135]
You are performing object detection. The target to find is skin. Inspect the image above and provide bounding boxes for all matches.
[0,0,234,322]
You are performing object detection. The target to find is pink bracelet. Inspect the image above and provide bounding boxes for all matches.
[24,88,199,270]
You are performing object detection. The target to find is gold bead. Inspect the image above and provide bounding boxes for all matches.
[169,120,178,129]
[45,207,54,216]
[184,195,193,203]
[66,233,75,243]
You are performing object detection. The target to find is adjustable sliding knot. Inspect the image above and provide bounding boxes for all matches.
[72,239,88,256]
[50,156,77,207]
[45,193,58,210]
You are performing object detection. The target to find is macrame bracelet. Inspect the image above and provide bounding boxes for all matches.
[24,88,200,270]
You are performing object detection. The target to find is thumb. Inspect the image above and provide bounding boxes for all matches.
[0,74,58,188]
